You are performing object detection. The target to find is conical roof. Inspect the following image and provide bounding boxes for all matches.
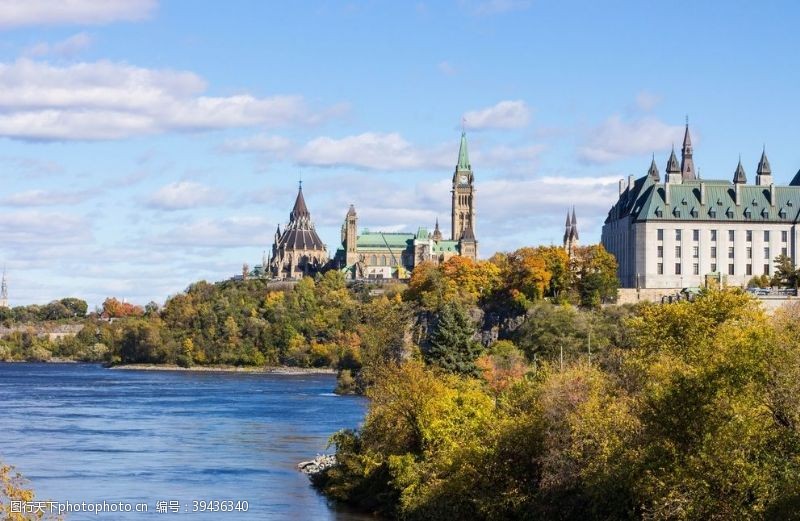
[757,149,772,176]
[275,184,326,252]
[647,155,660,182]
[666,148,680,173]
[290,185,310,220]
[733,158,747,184]
[346,204,357,217]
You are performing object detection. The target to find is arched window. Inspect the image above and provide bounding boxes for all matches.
[380,256,386,266]
[370,255,377,265]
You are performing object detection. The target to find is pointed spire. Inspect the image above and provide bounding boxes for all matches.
[666,147,680,173]
[680,120,696,180]
[456,131,470,171]
[563,210,572,243]
[757,147,772,176]
[290,183,310,220]
[648,154,660,182]
[432,217,442,241]
[347,204,357,217]
[571,207,578,240]
[733,156,747,184]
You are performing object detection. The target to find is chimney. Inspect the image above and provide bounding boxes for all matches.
[770,183,776,207]
[619,179,625,195]
[700,183,706,206]
[735,183,741,206]
[665,183,671,206]
[628,175,634,190]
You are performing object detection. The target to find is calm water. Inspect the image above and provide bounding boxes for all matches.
[0,363,370,520]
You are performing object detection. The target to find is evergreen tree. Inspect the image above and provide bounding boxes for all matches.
[425,301,483,375]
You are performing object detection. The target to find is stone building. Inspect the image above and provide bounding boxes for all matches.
[267,184,328,279]
[335,131,478,279]
[602,122,800,290]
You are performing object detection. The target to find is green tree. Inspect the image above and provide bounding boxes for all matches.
[425,301,482,376]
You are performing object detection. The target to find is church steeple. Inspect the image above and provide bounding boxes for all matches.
[432,217,443,241]
[680,120,696,181]
[563,207,579,257]
[0,265,8,309]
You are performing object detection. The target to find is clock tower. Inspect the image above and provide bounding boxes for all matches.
[451,131,476,243]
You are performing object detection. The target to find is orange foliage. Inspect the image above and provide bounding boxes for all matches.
[102,297,145,319]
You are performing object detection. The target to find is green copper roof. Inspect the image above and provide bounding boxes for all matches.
[457,131,470,171]
[606,174,800,224]
[432,240,459,253]
[356,232,415,249]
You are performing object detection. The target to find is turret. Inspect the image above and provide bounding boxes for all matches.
[756,148,773,186]
[647,154,660,182]
[666,147,682,184]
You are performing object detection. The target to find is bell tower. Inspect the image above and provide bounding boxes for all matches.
[451,131,476,241]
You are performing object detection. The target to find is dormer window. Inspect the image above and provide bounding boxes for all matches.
[673,207,681,217]
[690,207,699,217]
[681,198,688,205]
[717,199,723,206]
[779,208,787,219]
[788,201,794,207]
[709,208,717,218]
[655,207,663,217]
[761,208,769,219]
[744,207,752,219]
[726,208,734,218]
[752,198,758,206]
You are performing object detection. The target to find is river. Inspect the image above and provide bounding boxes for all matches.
[0,363,370,520]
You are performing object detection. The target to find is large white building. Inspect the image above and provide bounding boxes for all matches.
[602,123,800,290]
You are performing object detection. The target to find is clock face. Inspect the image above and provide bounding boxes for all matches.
[459,175,468,184]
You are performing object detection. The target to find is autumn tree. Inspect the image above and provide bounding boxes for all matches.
[572,245,619,308]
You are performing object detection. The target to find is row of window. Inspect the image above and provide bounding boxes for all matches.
[658,246,788,259]
[658,229,789,242]
[657,263,771,276]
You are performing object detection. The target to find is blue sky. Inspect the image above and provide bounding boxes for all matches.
[1,0,799,307]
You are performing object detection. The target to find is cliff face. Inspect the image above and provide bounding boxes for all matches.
[410,306,527,351]
[0,323,84,341]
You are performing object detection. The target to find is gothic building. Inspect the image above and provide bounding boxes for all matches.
[335,131,478,279]
[267,184,328,279]
[563,207,579,258]
[602,122,800,291]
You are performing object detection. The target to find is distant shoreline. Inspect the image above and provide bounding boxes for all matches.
[109,363,336,375]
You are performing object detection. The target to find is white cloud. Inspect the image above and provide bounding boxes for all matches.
[220,133,293,154]
[634,91,662,112]
[0,210,91,245]
[1,188,96,206]
[153,216,273,248]
[0,0,156,27]
[296,132,451,171]
[0,59,343,141]
[146,181,225,210]
[24,32,92,57]
[578,115,684,164]
[463,100,531,130]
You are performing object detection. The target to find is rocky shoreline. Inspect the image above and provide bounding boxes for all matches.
[297,454,337,476]
[109,364,336,375]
